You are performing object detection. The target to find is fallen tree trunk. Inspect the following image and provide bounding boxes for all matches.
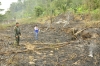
[0,42,71,55]
[0,50,28,55]
[74,28,87,36]
[31,42,69,45]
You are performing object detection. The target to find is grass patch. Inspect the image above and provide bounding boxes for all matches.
[0,16,47,30]
[91,9,100,20]
[17,18,36,24]
[18,15,53,25]
[0,22,15,30]
[84,21,100,28]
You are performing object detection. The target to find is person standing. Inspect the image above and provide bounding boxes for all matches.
[34,25,39,40]
[14,22,21,46]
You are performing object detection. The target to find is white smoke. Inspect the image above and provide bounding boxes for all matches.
[88,40,97,57]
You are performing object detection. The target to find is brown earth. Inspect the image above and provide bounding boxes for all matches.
[0,14,100,66]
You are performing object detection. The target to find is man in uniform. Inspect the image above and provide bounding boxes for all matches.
[14,22,21,46]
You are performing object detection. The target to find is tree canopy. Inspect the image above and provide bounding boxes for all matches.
[4,0,100,20]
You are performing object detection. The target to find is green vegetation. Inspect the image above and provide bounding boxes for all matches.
[0,14,5,22]
[0,0,100,23]
[0,23,14,30]
[0,2,5,22]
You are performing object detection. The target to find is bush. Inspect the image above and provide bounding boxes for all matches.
[34,6,44,17]
[91,9,100,20]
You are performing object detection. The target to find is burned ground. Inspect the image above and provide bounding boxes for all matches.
[0,17,100,66]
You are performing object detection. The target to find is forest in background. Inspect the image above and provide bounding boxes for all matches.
[0,0,100,22]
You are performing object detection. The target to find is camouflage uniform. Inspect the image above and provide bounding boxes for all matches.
[14,26,21,46]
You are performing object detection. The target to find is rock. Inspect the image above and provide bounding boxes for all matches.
[82,32,91,40]
[73,60,81,65]
[0,39,4,41]
[29,62,35,64]
[91,33,99,38]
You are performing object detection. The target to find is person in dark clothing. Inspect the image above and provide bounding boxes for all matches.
[14,22,21,46]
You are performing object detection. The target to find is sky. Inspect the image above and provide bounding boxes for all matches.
[0,0,18,14]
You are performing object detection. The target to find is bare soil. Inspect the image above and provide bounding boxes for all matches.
[0,16,100,66]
